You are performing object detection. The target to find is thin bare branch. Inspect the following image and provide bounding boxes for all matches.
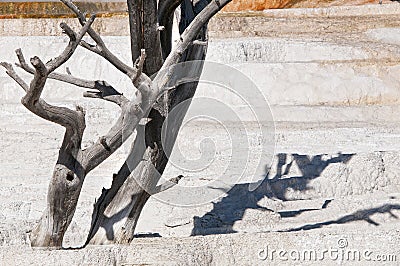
[153,175,183,194]
[15,48,33,72]
[160,0,232,73]
[62,0,152,90]
[61,0,105,47]
[46,14,96,73]
[0,62,29,91]
[132,49,147,87]
[16,48,95,88]
[60,22,77,41]
[62,0,129,73]
[80,40,101,54]
[15,48,130,106]
[1,60,85,133]
[48,72,95,88]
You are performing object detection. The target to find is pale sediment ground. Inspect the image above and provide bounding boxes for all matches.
[1,4,400,265]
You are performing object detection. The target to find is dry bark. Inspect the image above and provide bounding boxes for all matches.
[1,0,232,248]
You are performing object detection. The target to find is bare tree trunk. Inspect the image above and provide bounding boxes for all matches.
[86,0,211,245]
[30,130,86,247]
[1,0,231,248]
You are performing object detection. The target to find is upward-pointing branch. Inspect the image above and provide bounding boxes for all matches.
[15,48,128,106]
[46,14,95,73]
[80,50,151,174]
[1,14,95,133]
[153,0,232,93]
[161,0,232,72]
[61,0,152,90]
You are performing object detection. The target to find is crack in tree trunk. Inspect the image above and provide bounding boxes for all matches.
[1,0,232,248]
[86,0,212,245]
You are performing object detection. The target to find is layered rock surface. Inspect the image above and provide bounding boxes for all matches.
[0,3,399,265]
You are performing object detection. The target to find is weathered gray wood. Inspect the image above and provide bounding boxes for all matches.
[1,0,231,248]
[1,15,93,247]
[61,0,149,83]
[127,0,143,64]
[161,0,232,71]
[86,0,221,245]
[143,0,163,75]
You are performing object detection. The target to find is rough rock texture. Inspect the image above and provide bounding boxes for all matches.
[0,4,400,265]
[1,4,400,36]
[2,5,400,108]
[1,230,399,265]
[222,0,384,11]
[0,1,126,19]
[1,118,400,247]
[0,0,391,17]
[224,0,295,11]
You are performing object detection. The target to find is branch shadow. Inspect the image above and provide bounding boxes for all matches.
[191,153,354,236]
[279,204,400,232]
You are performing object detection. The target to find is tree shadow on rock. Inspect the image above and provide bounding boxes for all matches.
[279,204,400,232]
[191,153,354,236]
[267,153,353,200]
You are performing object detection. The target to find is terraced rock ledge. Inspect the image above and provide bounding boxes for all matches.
[0,3,400,265]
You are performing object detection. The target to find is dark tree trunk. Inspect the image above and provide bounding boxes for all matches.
[1,0,231,248]
[86,0,211,245]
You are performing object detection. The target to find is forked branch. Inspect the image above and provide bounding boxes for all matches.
[16,48,96,89]
[166,0,231,67]
[1,13,95,137]
[0,62,29,91]
[15,48,127,105]
[1,59,85,135]
[46,14,96,73]
[79,49,152,173]
[61,0,152,89]
[155,0,232,90]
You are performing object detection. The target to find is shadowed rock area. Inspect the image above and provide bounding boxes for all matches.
[0,3,400,265]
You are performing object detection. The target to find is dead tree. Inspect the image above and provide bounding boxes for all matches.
[1,0,231,248]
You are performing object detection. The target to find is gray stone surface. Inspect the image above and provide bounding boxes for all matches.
[2,25,400,108]
[0,3,400,265]
[1,118,400,248]
[1,228,399,265]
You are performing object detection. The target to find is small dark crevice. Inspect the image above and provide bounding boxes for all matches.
[322,199,333,209]
[380,152,386,174]
[100,136,111,151]
[66,173,74,182]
